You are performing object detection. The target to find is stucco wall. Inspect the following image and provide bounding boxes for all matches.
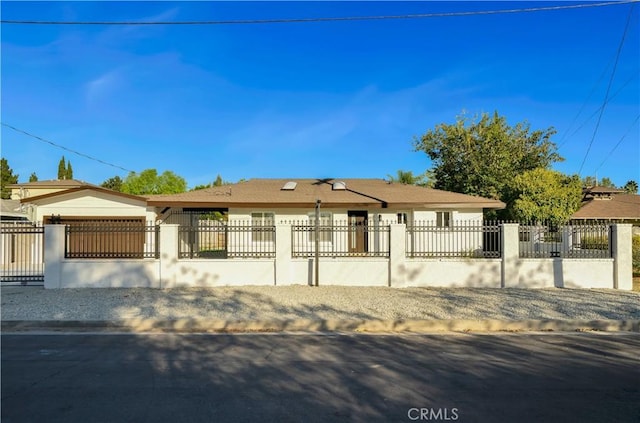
[513,259,615,289]
[32,191,155,222]
[54,260,160,288]
[165,259,275,288]
[397,259,503,288]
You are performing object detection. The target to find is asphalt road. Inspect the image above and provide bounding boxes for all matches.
[2,333,639,423]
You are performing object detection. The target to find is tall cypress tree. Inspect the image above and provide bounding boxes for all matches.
[65,160,73,180]
[57,156,66,179]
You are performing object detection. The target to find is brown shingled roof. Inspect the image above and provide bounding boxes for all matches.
[146,178,505,209]
[572,193,640,220]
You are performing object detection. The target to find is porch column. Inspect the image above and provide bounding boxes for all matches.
[44,224,65,289]
[612,223,632,290]
[501,223,520,288]
[159,224,179,289]
[389,224,407,287]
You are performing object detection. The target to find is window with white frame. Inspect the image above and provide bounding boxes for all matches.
[397,212,409,225]
[308,212,333,242]
[436,211,452,228]
[251,212,275,242]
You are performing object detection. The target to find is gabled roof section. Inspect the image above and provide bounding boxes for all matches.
[7,179,101,189]
[20,186,148,204]
[147,178,505,209]
[573,193,640,220]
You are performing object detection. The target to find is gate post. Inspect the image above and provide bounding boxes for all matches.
[501,223,520,288]
[275,223,293,286]
[612,224,632,290]
[44,225,65,289]
[159,224,179,289]
[389,224,406,287]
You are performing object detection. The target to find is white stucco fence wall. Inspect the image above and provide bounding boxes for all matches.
[43,223,633,289]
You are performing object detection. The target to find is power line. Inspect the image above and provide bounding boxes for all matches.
[1,122,133,173]
[592,114,640,174]
[578,3,635,174]
[558,70,640,149]
[1,1,637,25]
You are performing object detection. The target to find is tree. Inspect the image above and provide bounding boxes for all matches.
[57,156,67,179]
[623,180,638,194]
[414,111,562,202]
[191,174,227,191]
[387,170,425,185]
[1,158,19,199]
[29,172,38,182]
[121,169,187,195]
[57,156,73,180]
[101,176,123,192]
[65,160,73,180]
[582,176,617,188]
[509,169,583,224]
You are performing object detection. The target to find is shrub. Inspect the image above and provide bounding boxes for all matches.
[580,235,608,250]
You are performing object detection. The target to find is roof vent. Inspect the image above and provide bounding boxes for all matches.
[281,181,297,191]
[332,181,346,191]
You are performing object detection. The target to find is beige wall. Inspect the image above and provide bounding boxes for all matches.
[29,190,155,223]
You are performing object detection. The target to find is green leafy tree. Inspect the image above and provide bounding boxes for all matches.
[121,169,187,195]
[623,180,638,194]
[101,176,123,192]
[1,158,19,199]
[191,174,227,191]
[510,169,583,224]
[29,172,38,182]
[387,170,425,185]
[414,111,561,201]
[57,156,67,179]
[582,176,617,188]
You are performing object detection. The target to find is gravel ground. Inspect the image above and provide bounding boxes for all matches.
[2,286,639,321]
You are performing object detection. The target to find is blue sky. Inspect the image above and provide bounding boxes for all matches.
[1,1,639,189]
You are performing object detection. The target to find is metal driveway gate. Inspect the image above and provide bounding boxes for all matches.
[1,223,44,286]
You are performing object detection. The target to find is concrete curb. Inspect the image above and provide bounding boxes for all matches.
[2,319,639,333]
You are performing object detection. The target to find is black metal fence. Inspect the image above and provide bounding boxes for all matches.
[406,221,503,258]
[179,221,276,258]
[519,223,611,258]
[65,223,159,259]
[0,222,44,285]
[291,221,390,258]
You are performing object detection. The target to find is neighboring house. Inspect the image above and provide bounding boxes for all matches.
[11,180,155,224]
[0,199,29,222]
[9,179,99,201]
[149,178,505,226]
[572,186,640,232]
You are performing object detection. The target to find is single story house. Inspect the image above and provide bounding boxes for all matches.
[9,180,155,224]
[13,178,505,226]
[149,178,505,226]
[572,186,640,232]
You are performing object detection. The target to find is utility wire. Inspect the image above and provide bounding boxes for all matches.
[578,3,635,174]
[592,114,640,174]
[558,70,640,149]
[1,1,637,25]
[1,122,133,173]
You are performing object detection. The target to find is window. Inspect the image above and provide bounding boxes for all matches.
[436,211,451,228]
[397,212,409,224]
[251,212,274,242]
[308,212,333,242]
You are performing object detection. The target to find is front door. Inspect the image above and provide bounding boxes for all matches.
[348,211,368,254]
